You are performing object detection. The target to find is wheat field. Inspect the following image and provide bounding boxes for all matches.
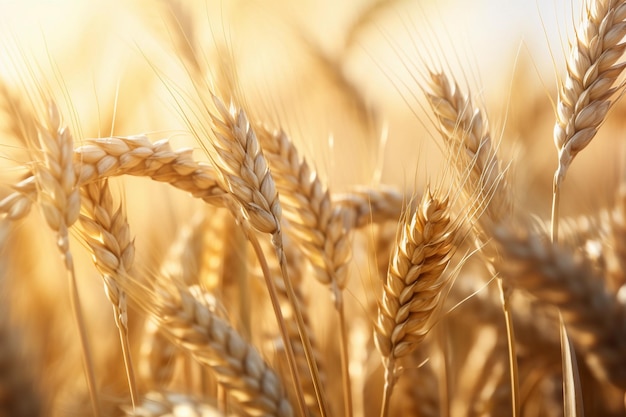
[1,0,625,416]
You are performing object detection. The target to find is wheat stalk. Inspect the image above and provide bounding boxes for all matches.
[374,189,458,417]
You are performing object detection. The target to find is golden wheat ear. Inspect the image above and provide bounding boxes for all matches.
[552,0,626,240]
[374,188,461,417]
[78,179,139,407]
[122,277,295,417]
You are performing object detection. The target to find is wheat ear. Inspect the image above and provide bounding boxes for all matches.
[28,100,101,416]
[74,135,226,201]
[123,278,294,417]
[494,225,626,389]
[552,0,626,240]
[374,189,458,417]
[1,135,226,229]
[202,96,322,417]
[425,70,520,415]
[257,126,354,417]
[78,179,139,407]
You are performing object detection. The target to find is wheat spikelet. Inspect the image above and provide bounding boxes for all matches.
[493,224,626,389]
[31,101,81,252]
[553,0,626,186]
[124,278,294,417]
[374,189,459,416]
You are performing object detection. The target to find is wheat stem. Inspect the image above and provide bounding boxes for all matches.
[244,225,309,417]
[337,296,353,417]
[380,360,396,417]
[65,254,101,417]
[272,231,331,417]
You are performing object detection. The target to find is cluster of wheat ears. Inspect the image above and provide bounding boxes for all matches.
[1,0,626,416]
